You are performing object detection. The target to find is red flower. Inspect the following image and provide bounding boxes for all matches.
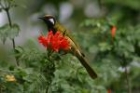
[38,31,70,52]
[111,26,117,38]
[107,89,112,93]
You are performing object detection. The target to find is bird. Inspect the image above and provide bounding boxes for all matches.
[39,15,97,79]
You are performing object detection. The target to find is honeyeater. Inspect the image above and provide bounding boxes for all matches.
[39,15,97,79]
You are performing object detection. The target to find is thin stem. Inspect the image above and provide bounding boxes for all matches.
[121,54,131,93]
[0,2,4,9]
[124,66,131,93]
[98,0,102,9]
[0,85,2,93]
[44,54,55,93]
[5,8,19,66]
[5,9,11,26]
[0,86,2,93]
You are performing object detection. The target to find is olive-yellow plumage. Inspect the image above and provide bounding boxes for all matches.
[40,15,97,79]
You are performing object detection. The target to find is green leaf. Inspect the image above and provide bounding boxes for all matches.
[0,24,10,44]
[88,45,99,53]
[8,24,20,39]
[98,42,111,51]
[0,24,20,43]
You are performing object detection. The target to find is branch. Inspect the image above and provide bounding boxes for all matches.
[5,8,19,66]
[122,55,131,93]
[124,66,131,93]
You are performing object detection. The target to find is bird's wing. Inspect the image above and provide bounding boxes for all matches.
[55,22,98,79]
[55,22,82,54]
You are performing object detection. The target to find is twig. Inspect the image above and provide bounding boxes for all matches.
[5,8,19,66]
[0,85,2,93]
[124,66,131,93]
[122,55,131,93]
[0,0,19,66]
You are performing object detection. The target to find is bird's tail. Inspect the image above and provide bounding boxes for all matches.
[76,53,97,79]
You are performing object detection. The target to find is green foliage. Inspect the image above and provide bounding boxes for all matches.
[79,18,140,92]
[0,24,20,44]
[8,24,20,39]
[0,0,140,93]
[103,0,140,10]
[0,0,17,10]
[0,24,10,44]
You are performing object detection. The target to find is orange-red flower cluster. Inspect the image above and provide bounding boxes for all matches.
[111,26,117,38]
[38,31,70,52]
[107,89,112,93]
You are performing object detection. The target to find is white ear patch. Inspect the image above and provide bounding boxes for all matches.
[49,18,55,25]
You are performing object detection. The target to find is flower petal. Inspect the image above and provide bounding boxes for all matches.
[38,31,70,52]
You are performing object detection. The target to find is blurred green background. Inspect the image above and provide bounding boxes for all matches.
[0,0,140,93]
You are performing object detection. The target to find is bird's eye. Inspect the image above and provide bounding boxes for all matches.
[48,18,55,25]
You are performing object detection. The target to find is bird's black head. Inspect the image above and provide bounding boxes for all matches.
[39,15,56,30]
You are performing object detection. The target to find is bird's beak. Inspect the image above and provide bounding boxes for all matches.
[38,17,44,20]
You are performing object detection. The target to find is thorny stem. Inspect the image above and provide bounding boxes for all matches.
[118,53,131,93]
[124,65,131,93]
[44,53,55,93]
[98,0,102,9]
[5,8,19,66]
[0,86,2,93]
[45,63,55,93]
[0,85,2,93]
[121,55,131,93]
